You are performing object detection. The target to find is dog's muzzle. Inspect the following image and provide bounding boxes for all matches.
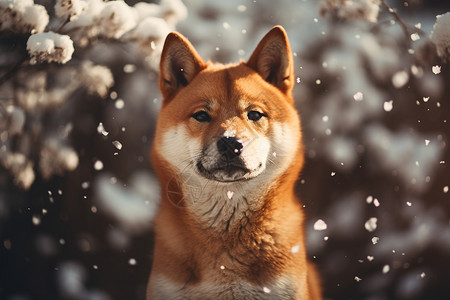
[196,137,252,182]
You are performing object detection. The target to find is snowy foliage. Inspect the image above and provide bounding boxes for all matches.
[1,0,449,299]
[0,0,49,34]
[319,0,381,23]
[54,0,86,21]
[95,173,160,234]
[0,0,186,190]
[430,12,450,61]
[27,32,75,64]
[79,61,114,97]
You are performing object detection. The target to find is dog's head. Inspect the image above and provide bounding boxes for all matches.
[153,26,302,190]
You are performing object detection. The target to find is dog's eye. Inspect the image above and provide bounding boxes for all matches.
[192,111,211,122]
[247,110,266,121]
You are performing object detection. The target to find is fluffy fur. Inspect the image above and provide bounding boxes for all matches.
[147,26,322,299]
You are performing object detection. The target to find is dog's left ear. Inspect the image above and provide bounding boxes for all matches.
[247,26,294,95]
[159,32,206,101]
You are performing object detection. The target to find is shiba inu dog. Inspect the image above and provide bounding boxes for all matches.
[147,26,322,299]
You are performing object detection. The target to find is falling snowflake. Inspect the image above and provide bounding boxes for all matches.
[97,122,109,136]
[392,71,409,88]
[227,191,234,199]
[432,65,441,74]
[291,245,300,253]
[410,33,420,41]
[32,215,41,226]
[94,160,104,171]
[383,100,393,112]
[112,141,123,150]
[353,92,364,101]
[314,219,327,231]
[365,217,378,232]
[373,198,380,207]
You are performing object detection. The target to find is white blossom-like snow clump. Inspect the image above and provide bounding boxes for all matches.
[0,152,35,189]
[95,173,160,234]
[79,61,114,98]
[0,0,49,34]
[159,0,188,26]
[0,104,26,136]
[430,12,450,61]
[40,138,79,180]
[129,17,171,52]
[97,1,137,39]
[319,0,381,23]
[27,32,74,64]
[54,0,86,21]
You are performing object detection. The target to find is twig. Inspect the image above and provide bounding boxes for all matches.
[380,0,410,38]
[0,55,28,87]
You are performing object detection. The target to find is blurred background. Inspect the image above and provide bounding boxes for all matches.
[0,0,449,299]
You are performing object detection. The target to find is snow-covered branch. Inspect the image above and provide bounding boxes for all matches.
[0,0,187,189]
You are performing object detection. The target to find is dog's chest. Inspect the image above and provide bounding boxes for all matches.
[182,178,266,232]
[150,274,297,300]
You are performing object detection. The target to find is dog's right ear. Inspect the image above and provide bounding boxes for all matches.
[159,32,205,101]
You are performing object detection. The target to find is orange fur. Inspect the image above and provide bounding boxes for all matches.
[147,26,322,299]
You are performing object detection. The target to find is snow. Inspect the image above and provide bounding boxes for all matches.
[364,125,442,192]
[55,0,86,21]
[383,100,393,112]
[95,173,159,234]
[319,0,381,23]
[0,152,35,189]
[27,32,74,64]
[391,70,409,88]
[227,191,234,199]
[98,1,137,39]
[79,61,114,98]
[364,217,378,232]
[97,122,109,136]
[39,138,79,179]
[159,0,187,26]
[430,12,450,61]
[314,219,328,231]
[0,0,449,299]
[130,17,171,52]
[0,0,49,34]
[112,141,122,150]
[432,65,441,74]
[32,215,41,226]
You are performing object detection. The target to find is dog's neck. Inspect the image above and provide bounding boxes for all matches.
[168,166,301,237]
[182,176,268,233]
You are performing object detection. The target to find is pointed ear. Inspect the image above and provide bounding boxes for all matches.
[159,32,205,100]
[247,26,294,95]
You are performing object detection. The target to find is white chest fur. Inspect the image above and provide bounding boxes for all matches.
[148,274,298,300]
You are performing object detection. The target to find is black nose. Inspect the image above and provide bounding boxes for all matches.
[217,137,243,160]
